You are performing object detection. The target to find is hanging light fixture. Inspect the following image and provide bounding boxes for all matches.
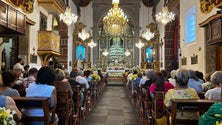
[155,6,175,25]
[103,0,128,36]
[88,39,97,48]
[102,50,109,56]
[124,50,131,56]
[142,28,155,41]
[60,7,78,26]
[78,28,90,41]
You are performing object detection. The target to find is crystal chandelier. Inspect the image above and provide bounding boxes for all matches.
[142,28,155,41]
[124,50,131,56]
[155,6,175,25]
[60,7,78,26]
[103,0,128,36]
[88,39,97,48]
[135,40,145,49]
[78,28,90,41]
[102,50,109,56]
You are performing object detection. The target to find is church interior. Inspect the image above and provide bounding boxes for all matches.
[0,0,222,125]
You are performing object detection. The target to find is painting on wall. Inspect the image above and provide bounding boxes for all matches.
[146,46,154,62]
[76,45,85,61]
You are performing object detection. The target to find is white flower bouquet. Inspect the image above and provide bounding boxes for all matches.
[0,107,16,125]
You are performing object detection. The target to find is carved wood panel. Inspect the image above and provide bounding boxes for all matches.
[211,19,221,41]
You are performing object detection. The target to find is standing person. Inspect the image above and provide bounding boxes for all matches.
[13,58,24,72]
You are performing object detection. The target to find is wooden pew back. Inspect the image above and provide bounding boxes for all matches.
[13,97,56,125]
[56,90,72,125]
[168,99,216,125]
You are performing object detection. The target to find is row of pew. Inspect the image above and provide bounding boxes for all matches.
[123,77,217,125]
[13,79,106,125]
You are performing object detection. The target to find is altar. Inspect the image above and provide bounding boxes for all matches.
[107,66,125,77]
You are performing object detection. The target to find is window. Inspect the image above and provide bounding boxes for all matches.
[185,6,196,43]
[40,12,47,30]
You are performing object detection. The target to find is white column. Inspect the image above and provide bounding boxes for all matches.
[139,48,141,68]
[91,48,93,67]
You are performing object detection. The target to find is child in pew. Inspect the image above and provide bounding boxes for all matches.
[24,66,58,125]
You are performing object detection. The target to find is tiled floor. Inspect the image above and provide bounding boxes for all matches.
[83,80,140,125]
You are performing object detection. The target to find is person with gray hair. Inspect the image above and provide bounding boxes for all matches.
[143,69,155,87]
[187,69,203,92]
[54,68,73,96]
[168,70,176,87]
[204,71,222,101]
[164,69,199,107]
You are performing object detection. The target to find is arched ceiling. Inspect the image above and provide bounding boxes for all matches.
[72,0,160,16]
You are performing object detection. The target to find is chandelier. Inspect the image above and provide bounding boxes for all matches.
[155,6,175,25]
[142,28,154,41]
[135,40,145,49]
[103,0,128,36]
[102,50,109,56]
[60,7,78,26]
[124,50,130,56]
[78,28,90,41]
[88,39,97,48]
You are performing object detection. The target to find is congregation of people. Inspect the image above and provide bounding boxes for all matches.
[125,68,222,125]
[1,57,222,125]
[0,58,105,125]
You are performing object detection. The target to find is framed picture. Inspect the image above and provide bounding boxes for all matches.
[191,55,198,64]
[181,57,187,65]
[30,55,37,63]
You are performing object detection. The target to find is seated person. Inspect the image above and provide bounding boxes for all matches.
[0,94,22,121]
[204,71,222,101]
[149,71,174,98]
[23,68,38,88]
[1,70,20,97]
[198,102,222,125]
[68,70,80,86]
[25,66,58,125]
[164,69,199,107]
[164,69,200,120]
[0,72,22,121]
[202,72,214,92]
[187,69,203,92]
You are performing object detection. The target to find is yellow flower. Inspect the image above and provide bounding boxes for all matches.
[92,74,101,81]
[0,107,16,125]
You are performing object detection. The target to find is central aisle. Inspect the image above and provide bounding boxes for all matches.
[83,79,140,125]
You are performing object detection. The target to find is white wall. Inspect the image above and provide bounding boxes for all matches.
[180,0,217,73]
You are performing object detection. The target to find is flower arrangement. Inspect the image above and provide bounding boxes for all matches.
[128,74,137,81]
[92,74,101,82]
[0,107,16,125]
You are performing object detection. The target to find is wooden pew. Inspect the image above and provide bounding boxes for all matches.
[166,99,217,125]
[197,92,205,99]
[72,85,81,125]
[56,90,72,125]
[12,97,56,125]
[152,91,166,125]
[79,84,88,124]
